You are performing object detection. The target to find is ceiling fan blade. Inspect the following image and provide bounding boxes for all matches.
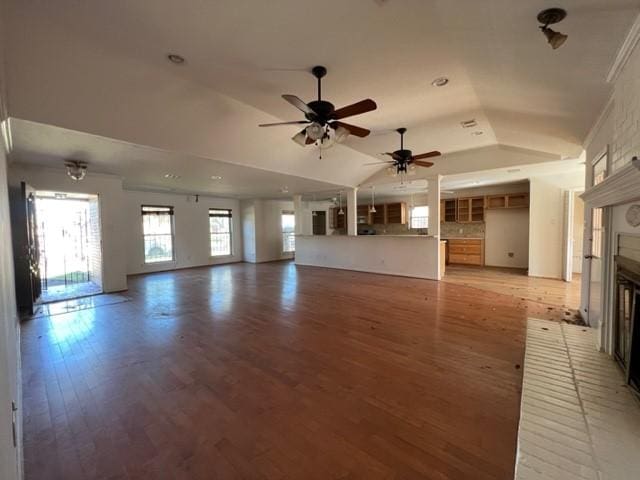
[259,120,309,127]
[411,151,441,160]
[332,99,377,120]
[381,152,402,161]
[282,94,316,115]
[331,121,370,138]
[413,160,434,168]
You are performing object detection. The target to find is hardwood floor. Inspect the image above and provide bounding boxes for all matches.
[21,261,534,479]
[444,265,583,323]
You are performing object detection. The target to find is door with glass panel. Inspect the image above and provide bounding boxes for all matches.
[586,152,607,327]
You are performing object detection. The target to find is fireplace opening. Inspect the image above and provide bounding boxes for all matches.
[614,242,640,396]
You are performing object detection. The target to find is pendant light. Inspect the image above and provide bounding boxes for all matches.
[369,186,377,213]
[338,191,344,215]
[537,8,568,50]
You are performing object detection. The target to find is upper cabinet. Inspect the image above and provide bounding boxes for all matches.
[457,197,484,223]
[386,202,407,225]
[485,192,529,210]
[441,199,457,223]
[357,205,370,225]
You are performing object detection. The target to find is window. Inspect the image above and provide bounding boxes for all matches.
[141,205,174,263]
[282,211,295,253]
[209,209,232,256]
[410,205,429,229]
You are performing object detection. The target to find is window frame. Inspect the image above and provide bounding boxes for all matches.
[281,210,296,253]
[209,208,233,257]
[410,205,429,230]
[141,205,175,264]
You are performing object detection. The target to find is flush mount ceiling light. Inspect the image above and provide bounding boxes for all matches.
[167,53,185,65]
[537,8,568,50]
[431,77,449,87]
[210,175,223,180]
[64,160,87,181]
[164,173,181,179]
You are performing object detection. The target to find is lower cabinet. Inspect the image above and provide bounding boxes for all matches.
[447,239,484,266]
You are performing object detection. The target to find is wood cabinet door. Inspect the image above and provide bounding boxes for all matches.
[386,202,406,224]
[371,204,386,224]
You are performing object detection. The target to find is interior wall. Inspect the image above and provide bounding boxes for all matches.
[8,165,128,292]
[240,199,295,263]
[123,190,242,275]
[529,172,584,279]
[485,209,529,268]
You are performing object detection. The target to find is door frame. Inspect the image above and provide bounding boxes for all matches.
[563,188,585,282]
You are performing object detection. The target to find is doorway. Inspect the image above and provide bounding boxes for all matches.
[312,211,327,235]
[35,191,103,303]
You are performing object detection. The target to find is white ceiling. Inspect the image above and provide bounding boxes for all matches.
[3,0,638,194]
[9,119,344,199]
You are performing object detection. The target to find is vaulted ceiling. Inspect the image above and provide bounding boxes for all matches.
[3,0,638,194]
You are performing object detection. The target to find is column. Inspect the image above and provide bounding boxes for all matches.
[426,175,441,238]
[293,194,304,235]
[345,187,358,236]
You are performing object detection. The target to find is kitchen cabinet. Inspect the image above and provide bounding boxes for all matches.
[447,239,484,266]
[386,202,407,224]
[371,204,386,224]
[457,197,484,223]
[440,199,457,223]
[357,205,371,225]
[485,192,529,209]
[330,207,347,230]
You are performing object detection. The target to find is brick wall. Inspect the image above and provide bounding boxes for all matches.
[611,37,640,173]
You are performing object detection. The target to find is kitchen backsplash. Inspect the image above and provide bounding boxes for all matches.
[441,222,485,238]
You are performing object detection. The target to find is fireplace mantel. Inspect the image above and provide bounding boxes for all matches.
[581,157,640,208]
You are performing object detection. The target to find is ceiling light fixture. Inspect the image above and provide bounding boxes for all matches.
[537,8,568,50]
[64,160,87,181]
[369,186,377,213]
[164,173,181,179]
[210,175,223,180]
[338,191,344,215]
[167,53,185,64]
[431,77,449,87]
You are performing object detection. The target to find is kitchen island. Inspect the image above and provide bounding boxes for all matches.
[295,235,443,280]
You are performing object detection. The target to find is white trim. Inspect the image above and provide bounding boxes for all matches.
[582,95,614,151]
[606,13,640,83]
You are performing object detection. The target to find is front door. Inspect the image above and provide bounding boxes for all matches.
[585,152,607,327]
[10,182,41,314]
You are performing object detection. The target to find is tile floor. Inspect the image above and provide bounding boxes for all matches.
[515,318,640,479]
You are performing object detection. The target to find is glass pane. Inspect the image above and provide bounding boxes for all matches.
[410,205,429,229]
[143,213,172,235]
[282,213,295,233]
[144,234,173,263]
[210,216,230,234]
[282,232,295,252]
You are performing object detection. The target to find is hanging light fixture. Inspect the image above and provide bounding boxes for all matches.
[64,160,87,181]
[338,191,344,215]
[537,8,568,50]
[369,186,377,213]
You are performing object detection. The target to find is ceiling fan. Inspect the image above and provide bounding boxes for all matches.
[366,128,441,176]
[259,66,377,154]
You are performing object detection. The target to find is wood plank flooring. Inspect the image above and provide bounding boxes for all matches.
[21,261,534,479]
[444,265,582,323]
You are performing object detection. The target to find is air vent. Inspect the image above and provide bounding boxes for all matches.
[460,119,477,129]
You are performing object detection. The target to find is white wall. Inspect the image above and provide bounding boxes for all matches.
[124,190,242,275]
[296,235,440,280]
[485,209,529,268]
[0,138,21,480]
[529,172,584,279]
[240,199,294,263]
[8,165,128,292]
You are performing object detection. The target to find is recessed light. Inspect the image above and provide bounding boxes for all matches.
[167,54,185,65]
[164,173,181,179]
[431,77,449,87]
[210,175,223,180]
[471,131,484,136]
[460,119,477,128]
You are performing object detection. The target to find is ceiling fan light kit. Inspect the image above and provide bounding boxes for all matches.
[64,160,88,181]
[259,65,377,158]
[537,8,568,50]
[379,128,441,182]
